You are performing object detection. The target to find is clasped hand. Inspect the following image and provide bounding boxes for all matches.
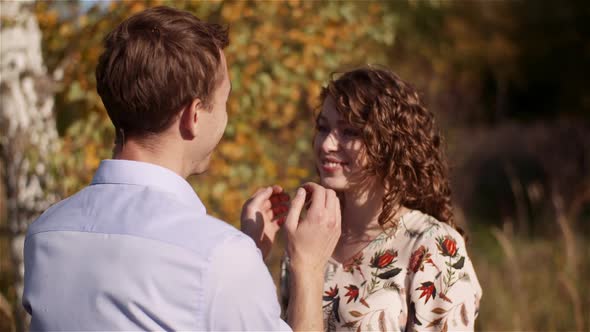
[240,183,341,270]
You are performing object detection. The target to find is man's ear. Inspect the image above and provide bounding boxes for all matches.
[180,98,202,139]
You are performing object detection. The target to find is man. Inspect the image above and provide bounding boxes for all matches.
[22,6,340,331]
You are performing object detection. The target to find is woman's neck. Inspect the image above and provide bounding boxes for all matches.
[338,183,411,248]
[330,184,385,263]
[341,186,385,239]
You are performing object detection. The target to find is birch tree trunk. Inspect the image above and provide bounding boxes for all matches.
[0,1,60,330]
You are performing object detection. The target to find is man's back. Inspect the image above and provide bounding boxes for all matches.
[23,160,287,330]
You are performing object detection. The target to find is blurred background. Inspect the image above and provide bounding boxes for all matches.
[1,0,588,331]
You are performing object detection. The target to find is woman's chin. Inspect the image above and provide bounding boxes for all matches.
[319,177,348,191]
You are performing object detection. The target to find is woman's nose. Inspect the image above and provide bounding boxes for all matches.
[321,130,339,152]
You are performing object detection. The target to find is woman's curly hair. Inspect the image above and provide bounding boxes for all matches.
[319,66,459,232]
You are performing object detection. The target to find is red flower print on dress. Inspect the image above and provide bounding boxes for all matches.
[344,284,359,303]
[370,249,398,269]
[416,281,437,304]
[409,245,435,273]
[324,285,339,300]
[437,235,458,257]
[343,252,364,276]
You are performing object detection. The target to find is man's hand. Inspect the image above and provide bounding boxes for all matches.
[240,185,289,259]
[284,182,341,273]
[284,182,341,332]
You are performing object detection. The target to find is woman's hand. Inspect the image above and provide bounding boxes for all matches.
[240,185,290,259]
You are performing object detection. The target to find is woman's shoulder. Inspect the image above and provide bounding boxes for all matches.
[403,211,483,330]
[399,209,465,246]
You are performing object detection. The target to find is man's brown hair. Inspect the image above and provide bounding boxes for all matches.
[96,6,229,140]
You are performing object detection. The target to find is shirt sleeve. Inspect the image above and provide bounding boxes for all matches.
[279,254,290,320]
[406,225,482,332]
[204,233,292,331]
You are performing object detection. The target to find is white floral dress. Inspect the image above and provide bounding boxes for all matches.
[281,210,482,332]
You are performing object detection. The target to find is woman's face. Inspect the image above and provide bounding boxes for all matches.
[314,96,367,191]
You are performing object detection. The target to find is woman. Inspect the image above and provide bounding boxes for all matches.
[281,66,482,331]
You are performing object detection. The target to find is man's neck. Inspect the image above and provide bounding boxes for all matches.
[113,137,189,178]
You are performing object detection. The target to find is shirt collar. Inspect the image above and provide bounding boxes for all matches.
[91,159,206,214]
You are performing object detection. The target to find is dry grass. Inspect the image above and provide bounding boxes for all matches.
[470,220,588,331]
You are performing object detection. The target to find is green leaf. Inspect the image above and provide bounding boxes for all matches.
[384,281,401,292]
[452,257,465,269]
[377,267,402,279]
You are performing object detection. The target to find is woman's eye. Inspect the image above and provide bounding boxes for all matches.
[342,128,360,137]
[316,124,329,133]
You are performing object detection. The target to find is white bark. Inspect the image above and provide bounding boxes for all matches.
[0,1,60,330]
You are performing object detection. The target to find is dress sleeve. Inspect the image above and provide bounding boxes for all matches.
[406,224,482,331]
[204,233,292,331]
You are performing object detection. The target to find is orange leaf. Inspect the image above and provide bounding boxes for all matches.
[426,318,443,328]
[360,298,370,308]
[378,310,386,332]
[431,307,447,314]
[349,310,363,317]
[460,303,470,326]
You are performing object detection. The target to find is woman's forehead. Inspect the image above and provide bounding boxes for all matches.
[320,97,343,121]
[318,109,349,127]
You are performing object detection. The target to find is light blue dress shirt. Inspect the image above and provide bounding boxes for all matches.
[23,159,291,331]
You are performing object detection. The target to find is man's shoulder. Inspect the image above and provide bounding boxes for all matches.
[26,187,92,236]
[26,183,246,257]
[182,212,250,251]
